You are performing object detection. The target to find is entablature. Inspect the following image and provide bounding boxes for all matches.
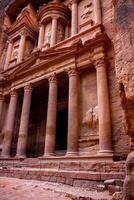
[1,31,110,94]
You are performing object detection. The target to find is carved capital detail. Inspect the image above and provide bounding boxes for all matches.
[10,89,18,97]
[52,15,59,20]
[0,94,4,101]
[24,84,33,92]
[70,0,77,4]
[20,29,28,37]
[68,68,78,77]
[93,58,106,69]
[48,74,57,83]
[7,39,13,45]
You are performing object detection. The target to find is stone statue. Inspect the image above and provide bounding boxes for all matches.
[12,49,18,59]
[83,105,98,129]
[46,28,51,44]
[81,3,92,20]
[57,24,64,42]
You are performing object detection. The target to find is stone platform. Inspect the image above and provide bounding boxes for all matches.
[0,156,126,188]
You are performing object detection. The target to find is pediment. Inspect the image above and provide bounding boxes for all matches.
[7,46,77,79]
[7,4,38,35]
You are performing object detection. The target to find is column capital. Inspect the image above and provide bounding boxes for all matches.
[52,15,59,20]
[7,39,13,45]
[10,89,18,97]
[24,84,33,92]
[0,94,4,101]
[39,22,44,27]
[93,58,106,69]
[20,30,28,37]
[68,68,79,77]
[48,74,57,83]
[70,0,77,4]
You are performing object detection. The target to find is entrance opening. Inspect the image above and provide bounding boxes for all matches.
[56,108,68,156]
[55,73,68,156]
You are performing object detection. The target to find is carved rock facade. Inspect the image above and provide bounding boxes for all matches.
[0,0,133,198]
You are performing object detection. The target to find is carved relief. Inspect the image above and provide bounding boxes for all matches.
[83,105,98,129]
[11,40,19,61]
[57,23,65,43]
[81,3,92,20]
[44,23,52,48]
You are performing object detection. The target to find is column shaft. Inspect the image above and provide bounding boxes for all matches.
[50,17,58,47]
[67,68,79,156]
[71,0,78,36]
[38,24,45,49]
[95,59,112,154]
[17,32,26,64]
[1,90,18,158]
[94,0,102,24]
[0,95,4,130]
[44,75,57,156]
[4,41,13,70]
[16,85,32,158]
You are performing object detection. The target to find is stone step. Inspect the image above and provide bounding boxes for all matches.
[0,157,126,174]
[0,167,125,189]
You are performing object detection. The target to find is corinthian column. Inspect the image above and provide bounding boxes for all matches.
[71,0,78,36]
[94,0,102,24]
[16,84,32,158]
[17,31,27,64]
[50,16,58,47]
[95,58,112,154]
[66,68,79,156]
[4,40,13,70]
[1,90,18,158]
[38,23,45,49]
[44,74,57,156]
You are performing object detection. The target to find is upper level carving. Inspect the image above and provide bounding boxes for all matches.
[1,0,102,71]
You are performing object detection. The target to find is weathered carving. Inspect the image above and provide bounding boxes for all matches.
[83,106,98,129]
[57,23,65,43]
[44,23,52,48]
[81,3,92,20]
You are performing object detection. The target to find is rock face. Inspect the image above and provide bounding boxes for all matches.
[113,1,134,199]
[0,0,134,199]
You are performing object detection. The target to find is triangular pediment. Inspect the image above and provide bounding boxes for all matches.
[7,4,38,35]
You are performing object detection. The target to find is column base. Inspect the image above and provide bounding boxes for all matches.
[0,155,11,159]
[97,150,113,157]
[65,151,78,157]
[15,154,26,159]
[43,153,55,157]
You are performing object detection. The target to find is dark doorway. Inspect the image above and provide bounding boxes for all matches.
[55,108,68,156]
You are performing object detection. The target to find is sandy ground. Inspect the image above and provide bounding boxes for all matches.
[0,177,72,200]
[0,177,111,200]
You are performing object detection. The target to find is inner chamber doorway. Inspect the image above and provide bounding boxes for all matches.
[55,74,68,156]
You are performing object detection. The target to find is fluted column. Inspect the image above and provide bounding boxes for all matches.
[38,23,45,49]
[95,58,112,154]
[50,16,58,47]
[94,0,102,24]
[4,40,13,70]
[17,31,27,64]
[71,0,78,36]
[66,68,79,156]
[1,90,18,158]
[44,74,57,156]
[16,84,32,158]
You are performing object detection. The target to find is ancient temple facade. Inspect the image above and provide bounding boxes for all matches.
[0,0,130,161]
